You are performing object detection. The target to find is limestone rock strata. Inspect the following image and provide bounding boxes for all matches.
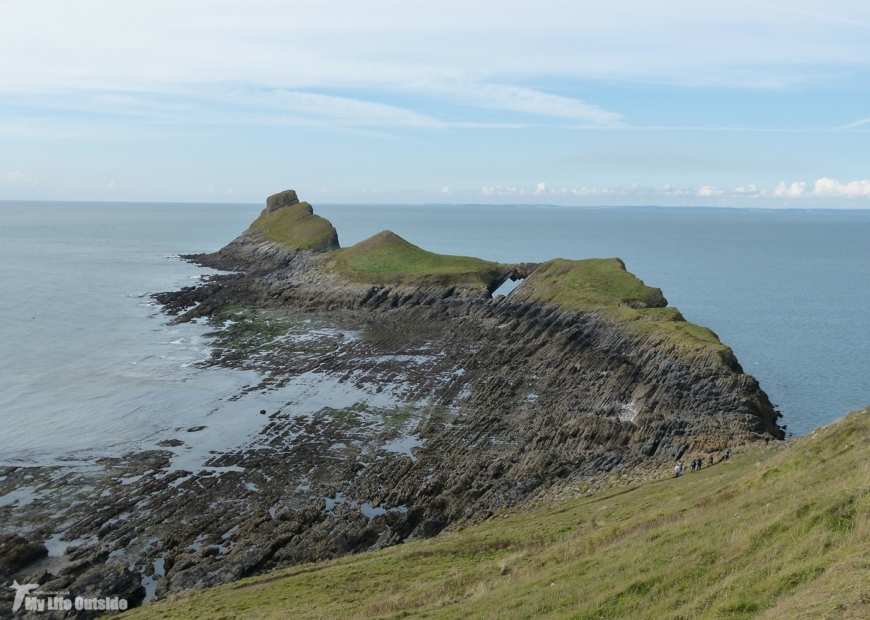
[0,191,783,613]
[167,190,780,470]
[146,192,782,595]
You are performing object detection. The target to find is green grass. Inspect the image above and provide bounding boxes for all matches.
[125,406,870,620]
[517,258,667,310]
[247,202,338,252]
[321,230,505,288]
[515,258,734,362]
[607,304,737,365]
[239,205,737,365]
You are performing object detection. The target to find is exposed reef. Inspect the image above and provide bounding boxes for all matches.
[0,190,782,616]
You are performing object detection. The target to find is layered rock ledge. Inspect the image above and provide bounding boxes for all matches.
[0,191,782,617]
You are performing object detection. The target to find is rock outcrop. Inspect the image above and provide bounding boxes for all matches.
[0,190,782,615]
[266,189,300,212]
[0,535,47,581]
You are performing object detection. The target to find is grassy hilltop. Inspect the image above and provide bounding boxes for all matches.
[321,230,506,288]
[514,257,736,364]
[244,195,738,364]
[247,201,339,253]
[124,406,870,620]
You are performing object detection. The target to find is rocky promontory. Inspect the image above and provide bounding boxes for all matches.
[0,190,782,617]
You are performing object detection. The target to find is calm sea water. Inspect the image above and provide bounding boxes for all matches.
[1,201,868,463]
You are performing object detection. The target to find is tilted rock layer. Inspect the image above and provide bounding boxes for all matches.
[0,191,782,614]
[158,190,781,548]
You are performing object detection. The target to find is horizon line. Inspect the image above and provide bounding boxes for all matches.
[2,198,870,213]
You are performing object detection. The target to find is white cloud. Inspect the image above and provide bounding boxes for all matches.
[480,182,690,198]
[481,185,530,196]
[571,187,614,196]
[774,181,808,197]
[441,185,450,194]
[475,178,870,203]
[660,184,692,196]
[698,186,724,197]
[812,177,870,198]
[690,178,870,200]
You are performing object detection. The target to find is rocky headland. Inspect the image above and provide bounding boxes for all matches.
[0,190,782,617]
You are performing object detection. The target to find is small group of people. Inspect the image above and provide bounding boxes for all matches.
[674,449,731,477]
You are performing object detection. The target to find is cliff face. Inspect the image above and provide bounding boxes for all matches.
[0,191,782,614]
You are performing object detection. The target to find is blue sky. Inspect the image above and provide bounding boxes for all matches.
[1,1,869,207]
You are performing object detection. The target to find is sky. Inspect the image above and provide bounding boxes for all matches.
[1,1,869,207]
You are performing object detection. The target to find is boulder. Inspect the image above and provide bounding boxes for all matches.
[0,534,48,579]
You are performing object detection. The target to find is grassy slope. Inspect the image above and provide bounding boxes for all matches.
[519,258,668,310]
[241,203,724,362]
[247,202,337,252]
[241,203,730,361]
[322,230,505,288]
[125,406,870,620]
[516,258,734,361]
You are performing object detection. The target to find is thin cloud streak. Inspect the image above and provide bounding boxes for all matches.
[451,84,623,125]
[0,89,529,130]
[834,117,870,130]
[0,86,838,134]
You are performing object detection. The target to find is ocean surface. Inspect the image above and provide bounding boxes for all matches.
[1,201,868,465]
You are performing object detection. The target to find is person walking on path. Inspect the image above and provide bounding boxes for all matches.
[708,454,714,467]
[724,448,731,461]
[674,462,683,478]
[690,459,697,472]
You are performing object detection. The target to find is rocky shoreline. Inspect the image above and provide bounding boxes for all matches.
[0,191,782,617]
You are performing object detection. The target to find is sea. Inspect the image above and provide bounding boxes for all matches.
[1,201,868,465]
